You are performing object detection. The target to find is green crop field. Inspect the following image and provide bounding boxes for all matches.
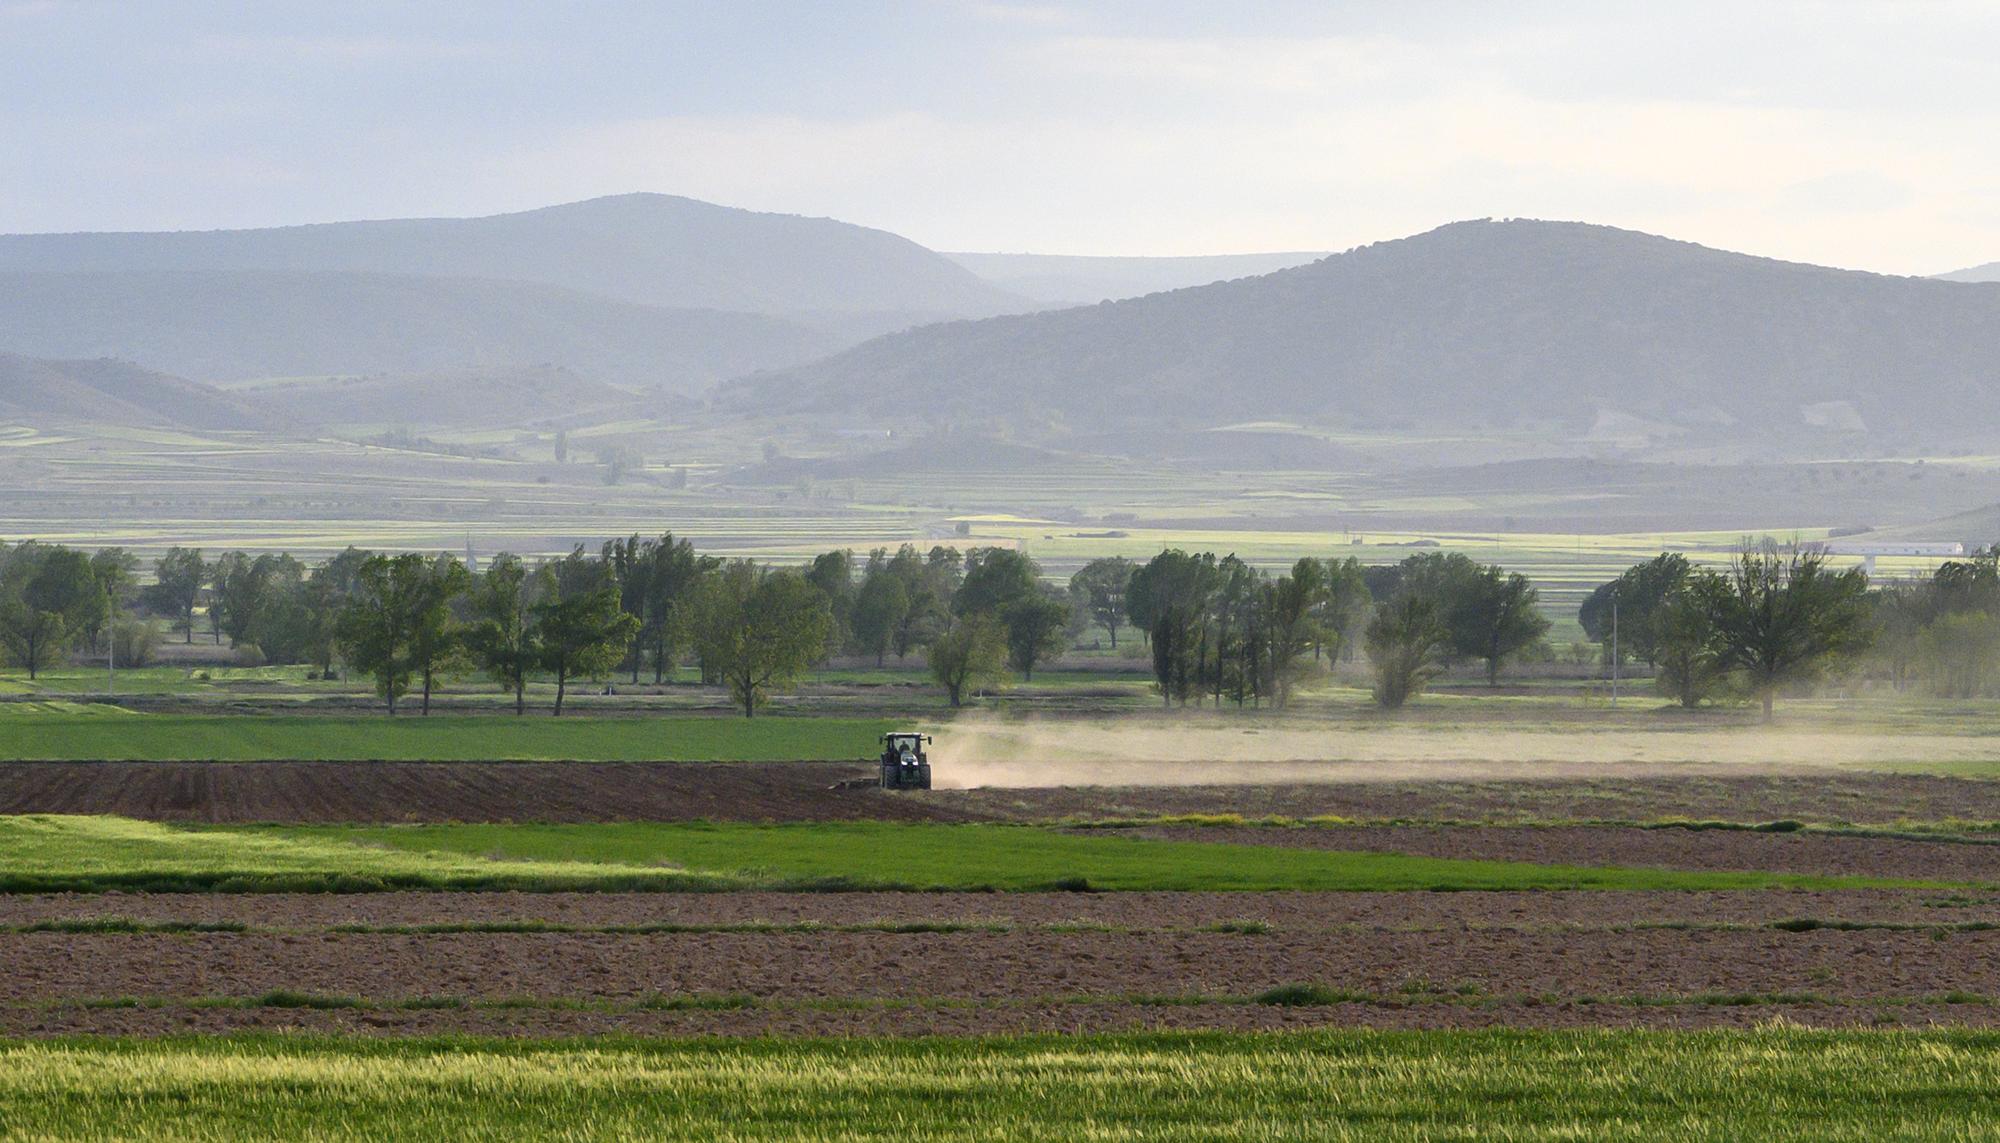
[0,815,726,892]
[0,1029,1993,1140]
[0,709,890,762]
[264,820,1955,893]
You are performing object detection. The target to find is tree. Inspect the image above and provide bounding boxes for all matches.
[145,548,206,644]
[1313,557,1372,662]
[1130,549,1220,707]
[1652,576,1727,708]
[465,554,542,715]
[1705,546,1873,721]
[851,564,910,667]
[1448,566,1551,686]
[338,553,430,715]
[639,533,713,684]
[1919,612,2000,699]
[1365,595,1452,708]
[1068,558,1134,649]
[408,555,471,715]
[927,614,1009,707]
[804,549,857,656]
[0,544,97,679]
[1002,589,1070,680]
[1262,563,1321,707]
[534,575,639,717]
[686,564,832,717]
[954,548,1038,617]
[1580,554,1692,668]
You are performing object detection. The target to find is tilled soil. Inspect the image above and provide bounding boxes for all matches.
[4,889,1999,1036]
[0,889,1992,930]
[937,773,2000,825]
[11,929,1998,1003]
[1120,825,2000,881]
[0,761,975,823]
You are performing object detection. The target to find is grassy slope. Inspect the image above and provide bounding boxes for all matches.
[0,711,890,761]
[268,821,1954,892]
[0,1030,1995,1140]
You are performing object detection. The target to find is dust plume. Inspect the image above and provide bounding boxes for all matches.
[926,713,2000,789]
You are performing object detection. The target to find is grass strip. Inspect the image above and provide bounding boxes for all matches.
[2,1029,2000,1138]
[0,713,891,762]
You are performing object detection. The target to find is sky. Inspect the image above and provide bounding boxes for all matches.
[1,0,1996,273]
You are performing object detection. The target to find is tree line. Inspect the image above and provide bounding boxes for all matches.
[1,533,1956,718]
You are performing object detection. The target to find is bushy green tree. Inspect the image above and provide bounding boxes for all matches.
[1705,546,1872,721]
[144,547,206,645]
[1365,594,1453,708]
[686,563,833,718]
[1068,557,1135,649]
[927,614,1009,707]
[465,554,542,715]
[1449,565,1551,686]
[534,568,638,717]
[851,561,910,667]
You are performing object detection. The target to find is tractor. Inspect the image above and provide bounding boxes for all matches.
[879,732,933,790]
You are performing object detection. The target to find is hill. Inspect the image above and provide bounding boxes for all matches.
[0,194,1025,327]
[0,269,838,391]
[945,251,1327,305]
[735,220,2000,452]
[234,365,639,431]
[1939,263,2000,283]
[0,354,272,430]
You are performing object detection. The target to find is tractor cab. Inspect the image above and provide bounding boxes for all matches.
[880,732,933,790]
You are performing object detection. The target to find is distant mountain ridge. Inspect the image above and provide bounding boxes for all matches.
[734,220,2000,452]
[0,194,1026,321]
[945,250,1328,305]
[1940,262,2000,283]
[0,194,1028,393]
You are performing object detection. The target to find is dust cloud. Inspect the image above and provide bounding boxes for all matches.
[926,714,2000,789]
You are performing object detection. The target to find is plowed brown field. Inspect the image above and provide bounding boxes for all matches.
[0,761,972,823]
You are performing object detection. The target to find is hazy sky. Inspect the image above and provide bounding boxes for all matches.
[3,1,1995,272]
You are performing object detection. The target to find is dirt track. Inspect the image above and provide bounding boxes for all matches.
[0,762,973,823]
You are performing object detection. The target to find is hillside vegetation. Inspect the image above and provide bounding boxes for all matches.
[739,220,2000,453]
[0,194,1023,323]
[0,269,836,392]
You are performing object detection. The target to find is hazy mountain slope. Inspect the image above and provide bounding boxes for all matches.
[242,365,637,430]
[0,194,1025,321]
[0,269,839,390]
[1939,262,2000,283]
[0,354,272,429]
[946,250,1328,305]
[738,221,2000,448]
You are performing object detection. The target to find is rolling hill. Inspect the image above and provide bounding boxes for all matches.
[0,194,1025,326]
[0,354,273,430]
[734,220,2000,452]
[0,269,839,391]
[946,250,1328,305]
[1940,262,2000,283]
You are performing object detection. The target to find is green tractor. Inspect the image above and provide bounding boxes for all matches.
[879,732,933,790]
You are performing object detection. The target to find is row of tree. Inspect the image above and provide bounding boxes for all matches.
[2,533,1935,718]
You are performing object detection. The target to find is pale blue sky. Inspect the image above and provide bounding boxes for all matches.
[2,1,1995,272]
